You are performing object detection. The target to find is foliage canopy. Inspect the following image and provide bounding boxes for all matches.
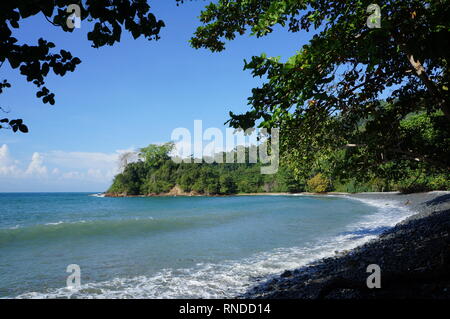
[187,0,450,181]
[1,0,165,132]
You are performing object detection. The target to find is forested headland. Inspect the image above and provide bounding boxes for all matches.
[108,143,301,196]
[107,136,449,196]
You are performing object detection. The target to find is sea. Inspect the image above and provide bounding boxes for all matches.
[0,193,413,298]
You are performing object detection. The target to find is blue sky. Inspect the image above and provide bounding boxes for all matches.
[0,1,309,192]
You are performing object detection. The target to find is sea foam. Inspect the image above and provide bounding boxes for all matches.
[14,195,415,299]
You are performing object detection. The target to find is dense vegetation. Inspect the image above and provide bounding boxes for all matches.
[108,143,302,195]
[107,1,449,195]
[186,0,450,193]
[108,142,449,196]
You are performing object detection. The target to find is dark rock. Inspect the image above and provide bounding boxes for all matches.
[280,271,292,278]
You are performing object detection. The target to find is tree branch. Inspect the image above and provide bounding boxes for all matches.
[407,54,450,121]
[43,13,59,27]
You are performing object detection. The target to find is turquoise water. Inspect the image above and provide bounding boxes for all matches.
[0,193,412,298]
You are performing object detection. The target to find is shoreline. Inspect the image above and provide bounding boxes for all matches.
[241,191,450,299]
[103,190,415,198]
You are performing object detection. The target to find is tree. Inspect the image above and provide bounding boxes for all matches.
[307,173,331,193]
[109,161,147,195]
[139,142,174,168]
[219,174,237,194]
[274,166,304,192]
[1,0,165,132]
[118,151,138,172]
[188,0,450,177]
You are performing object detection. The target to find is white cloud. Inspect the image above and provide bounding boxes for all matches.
[44,150,122,182]
[25,152,48,176]
[87,168,109,180]
[45,150,119,170]
[0,144,130,191]
[0,144,20,176]
[62,171,84,180]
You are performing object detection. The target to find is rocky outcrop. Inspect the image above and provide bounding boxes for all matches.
[105,185,204,197]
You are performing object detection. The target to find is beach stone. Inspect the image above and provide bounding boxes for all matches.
[280,270,293,278]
